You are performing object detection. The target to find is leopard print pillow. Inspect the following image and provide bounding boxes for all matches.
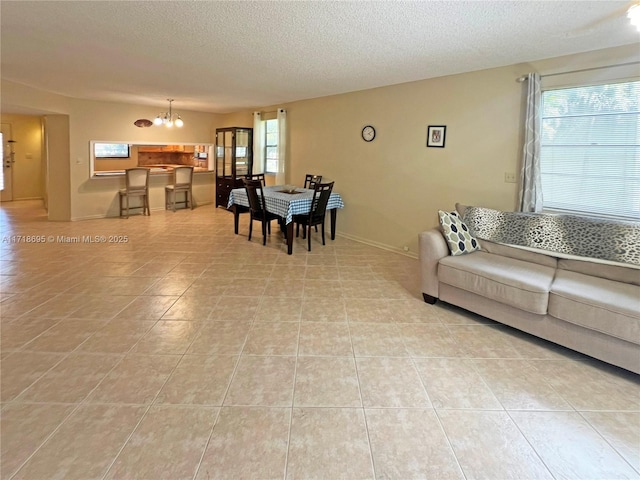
[462,206,640,266]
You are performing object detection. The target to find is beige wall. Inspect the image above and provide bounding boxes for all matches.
[0,114,44,200]
[2,44,637,245]
[217,111,253,128]
[239,44,640,255]
[285,66,523,252]
[1,80,223,219]
[44,115,71,221]
[94,158,138,172]
[67,98,221,219]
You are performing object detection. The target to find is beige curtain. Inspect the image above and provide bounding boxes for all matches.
[252,111,264,174]
[275,108,286,185]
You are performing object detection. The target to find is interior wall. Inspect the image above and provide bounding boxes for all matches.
[241,66,525,253]
[287,66,524,253]
[215,111,253,129]
[44,115,71,221]
[1,81,71,214]
[211,110,270,183]
[0,114,44,200]
[1,80,223,220]
[40,120,48,209]
[2,44,637,233]
[233,44,640,255]
[67,98,221,219]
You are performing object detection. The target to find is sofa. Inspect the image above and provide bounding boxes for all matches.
[419,204,640,374]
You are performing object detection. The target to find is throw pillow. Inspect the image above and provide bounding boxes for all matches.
[438,210,480,255]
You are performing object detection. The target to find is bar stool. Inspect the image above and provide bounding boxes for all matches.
[119,167,150,218]
[165,166,194,211]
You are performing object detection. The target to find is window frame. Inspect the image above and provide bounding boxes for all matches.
[539,80,640,222]
[264,118,278,174]
[94,142,131,159]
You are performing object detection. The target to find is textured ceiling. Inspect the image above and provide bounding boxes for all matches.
[1,1,638,114]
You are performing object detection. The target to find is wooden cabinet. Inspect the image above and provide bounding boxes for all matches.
[138,146,164,153]
[215,127,253,208]
[216,177,244,209]
[138,145,186,153]
[163,145,184,152]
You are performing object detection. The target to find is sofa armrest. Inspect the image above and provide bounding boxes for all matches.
[419,228,449,302]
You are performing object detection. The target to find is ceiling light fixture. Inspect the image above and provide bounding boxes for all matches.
[153,98,184,128]
[628,3,640,31]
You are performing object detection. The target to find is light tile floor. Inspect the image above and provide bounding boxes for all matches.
[1,200,639,480]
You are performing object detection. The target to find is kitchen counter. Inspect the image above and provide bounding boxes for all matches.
[93,165,211,177]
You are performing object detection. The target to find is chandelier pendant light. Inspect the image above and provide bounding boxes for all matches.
[153,99,184,128]
[628,3,640,31]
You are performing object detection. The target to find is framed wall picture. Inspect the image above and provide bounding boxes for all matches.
[427,125,446,148]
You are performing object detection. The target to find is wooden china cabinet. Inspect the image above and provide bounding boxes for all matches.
[215,127,253,208]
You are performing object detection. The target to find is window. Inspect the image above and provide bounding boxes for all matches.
[265,119,278,173]
[94,143,130,158]
[540,81,640,221]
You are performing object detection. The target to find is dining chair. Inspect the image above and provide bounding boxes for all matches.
[245,172,266,186]
[303,174,323,232]
[243,178,280,245]
[304,174,322,190]
[237,174,266,228]
[165,166,194,211]
[119,167,150,218]
[294,181,334,251]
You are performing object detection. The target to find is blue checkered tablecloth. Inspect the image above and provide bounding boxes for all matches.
[228,185,345,224]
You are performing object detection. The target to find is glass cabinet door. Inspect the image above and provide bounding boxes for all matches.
[215,127,253,179]
[215,127,253,208]
[215,132,224,174]
[223,131,233,176]
[235,128,250,176]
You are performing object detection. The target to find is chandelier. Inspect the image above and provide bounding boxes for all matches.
[153,99,184,128]
[628,3,640,31]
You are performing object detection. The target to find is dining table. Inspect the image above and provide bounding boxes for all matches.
[228,185,345,254]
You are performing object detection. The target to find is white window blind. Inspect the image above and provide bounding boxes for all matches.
[540,81,640,221]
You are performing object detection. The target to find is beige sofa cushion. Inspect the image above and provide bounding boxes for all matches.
[558,258,640,286]
[438,251,555,314]
[549,270,640,345]
[479,240,558,268]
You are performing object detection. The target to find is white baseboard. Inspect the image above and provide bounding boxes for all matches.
[71,201,213,221]
[336,231,418,259]
[12,196,43,201]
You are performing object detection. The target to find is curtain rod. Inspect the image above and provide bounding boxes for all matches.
[516,61,640,82]
[254,109,282,115]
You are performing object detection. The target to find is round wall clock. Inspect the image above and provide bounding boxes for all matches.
[361,125,376,142]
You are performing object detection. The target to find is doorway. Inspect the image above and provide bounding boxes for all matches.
[1,123,14,202]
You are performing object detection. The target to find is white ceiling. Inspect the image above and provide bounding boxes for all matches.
[1,1,638,114]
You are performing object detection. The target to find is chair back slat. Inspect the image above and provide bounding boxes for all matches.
[242,179,279,246]
[304,174,322,189]
[245,173,266,187]
[243,178,266,214]
[310,182,334,221]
